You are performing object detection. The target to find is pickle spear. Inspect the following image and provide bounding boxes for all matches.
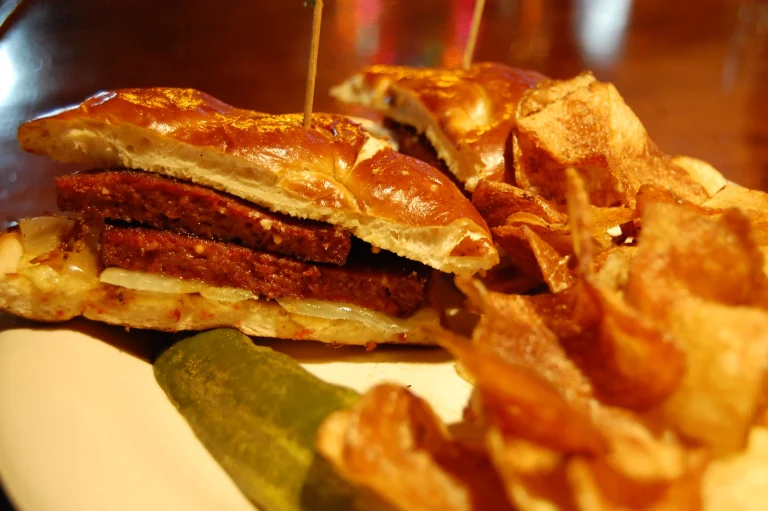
[154,329,363,511]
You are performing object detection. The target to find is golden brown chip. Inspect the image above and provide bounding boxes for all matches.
[587,283,685,410]
[702,427,768,511]
[486,170,633,292]
[569,177,768,453]
[637,182,768,253]
[672,156,728,197]
[524,283,599,339]
[653,300,768,455]
[590,207,637,247]
[627,203,767,314]
[440,327,605,454]
[316,384,513,511]
[625,202,768,454]
[492,226,557,287]
[670,156,726,198]
[455,278,595,406]
[599,413,685,482]
[492,225,574,293]
[750,221,768,248]
[446,175,689,483]
[473,180,567,228]
[568,451,706,511]
[446,278,686,483]
[635,184,721,221]
[702,185,768,248]
[566,168,597,273]
[557,175,677,411]
[475,168,634,294]
[499,208,634,253]
[592,246,635,290]
[487,431,578,511]
[516,72,596,119]
[635,185,689,217]
[500,212,574,254]
[513,73,708,208]
[703,184,768,212]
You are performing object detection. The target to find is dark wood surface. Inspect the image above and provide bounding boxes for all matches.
[0,0,766,229]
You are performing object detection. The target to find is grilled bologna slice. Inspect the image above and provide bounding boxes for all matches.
[57,170,352,265]
[100,224,429,318]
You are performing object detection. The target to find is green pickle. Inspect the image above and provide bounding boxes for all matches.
[154,329,366,511]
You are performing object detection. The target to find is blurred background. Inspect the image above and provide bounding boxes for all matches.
[0,0,766,228]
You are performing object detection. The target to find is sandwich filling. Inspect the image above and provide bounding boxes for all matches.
[56,170,432,319]
[57,171,351,264]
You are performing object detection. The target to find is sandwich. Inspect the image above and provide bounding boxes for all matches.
[0,88,497,345]
[330,63,547,191]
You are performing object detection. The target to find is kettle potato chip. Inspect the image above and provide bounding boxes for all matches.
[317,70,768,511]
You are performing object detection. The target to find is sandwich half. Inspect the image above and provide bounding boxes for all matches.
[331,63,546,191]
[0,88,497,345]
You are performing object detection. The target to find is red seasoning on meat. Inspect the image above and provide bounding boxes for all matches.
[57,170,351,265]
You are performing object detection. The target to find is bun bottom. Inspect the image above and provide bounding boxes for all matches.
[0,232,437,345]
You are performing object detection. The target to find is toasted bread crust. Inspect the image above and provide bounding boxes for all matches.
[18,88,498,274]
[331,63,546,191]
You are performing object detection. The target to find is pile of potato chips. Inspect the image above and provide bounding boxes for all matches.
[317,72,768,510]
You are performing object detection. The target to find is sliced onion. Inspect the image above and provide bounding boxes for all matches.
[100,268,412,331]
[200,286,257,302]
[100,268,257,302]
[19,217,75,256]
[100,268,204,294]
[276,298,410,333]
[63,244,100,278]
[0,234,23,276]
[27,264,61,293]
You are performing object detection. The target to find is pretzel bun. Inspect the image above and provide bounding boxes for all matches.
[331,63,546,191]
[18,88,497,274]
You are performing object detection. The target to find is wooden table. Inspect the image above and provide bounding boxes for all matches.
[0,0,766,229]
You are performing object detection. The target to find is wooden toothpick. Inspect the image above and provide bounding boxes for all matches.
[463,0,486,69]
[303,0,324,128]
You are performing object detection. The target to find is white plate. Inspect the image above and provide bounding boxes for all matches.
[0,314,470,511]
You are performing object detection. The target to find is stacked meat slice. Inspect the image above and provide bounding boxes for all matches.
[56,170,431,318]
